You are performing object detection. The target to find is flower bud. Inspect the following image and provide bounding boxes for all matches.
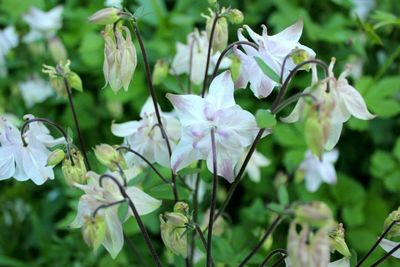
[46,149,65,166]
[89,8,121,25]
[204,10,228,52]
[61,149,88,185]
[103,25,137,92]
[152,59,169,85]
[329,223,351,258]
[227,9,244,24]
[294,201,333,229]
[173,201,189,215]
[160,210,189,258]
[291,48,311,66]
[48,37,68,63]
[82,215,106,250]
[383,207,400,239]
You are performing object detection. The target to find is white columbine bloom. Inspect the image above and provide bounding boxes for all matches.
[171,29,231,85]
[22,5,63,43]
[299,150,338,192]
[70,170,161,258]
[234,20,315,98]
[0,115,63,185]
[0,26,19,77]
[282,58,375,150]
[167,71,261,182]
[19,76,54,108]
[236,149,270,183]
[111,98,181,168]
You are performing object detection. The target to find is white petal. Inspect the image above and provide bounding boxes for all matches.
[0,147,15,180]
[324,122,343,151]
[206,144,243,183]
[339,82,375,120]
[379,238,400,259]
[103,208,124,259]
[166,94,206,125]
[22,147,54,185]
[328,258,350,267]
[170,135,204,173]
[70,195,94,228]
[125,186,161,215]
[207,71,235,109]
[111,120,140,137]
[271,20,303,43]
[140,97,159,117]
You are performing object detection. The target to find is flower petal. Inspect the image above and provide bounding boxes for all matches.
[170,135,204,173]
[125,186,162,216]
[339,82,375,120]
[111,120,140,137]
[379,238,400,259]
[207,71,235,109]
[103,208,124,259]
[166,93,206,125]
[0,147,15,180]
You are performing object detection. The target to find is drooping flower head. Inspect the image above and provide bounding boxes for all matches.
[167,71,261,182]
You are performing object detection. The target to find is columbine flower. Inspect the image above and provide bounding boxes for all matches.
[234,20,315,98]
[167,71,260,182]
[70,170,161,258]
[19,76,54,108]
[282,58,375,150]
[102,25,137,92]
[171,29,231,85]
[0,26,19,77]
[236,149,270,182]
[298,150,338,192]
[0,115,63,185]
[111,98,181,168]
[22,6,64,43]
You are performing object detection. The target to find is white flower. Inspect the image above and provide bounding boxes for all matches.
[0,26,19,77]
[171,29,231,85]
[167,71,261,182]
[111,97,181,168]
[299,150,338,192]
[352,0,375,20]
[282,58,375,150]
[0,115,63,185]
[104,0,123,8]
[70,170,161,258]
[22,5,63,43]
[379,238,400,259]
[19,76,54,108]
[234,20,315,98]
[285,257,350,267]
[236,149,270,183]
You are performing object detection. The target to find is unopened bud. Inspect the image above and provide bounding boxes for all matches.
[152,60,169,85]
[46,149,65,166]
[160,210,189,258]
[89,8,121,25]
[291,48,310,66]
[48,37,68,63]
[383,207,400,239]
[93,144,122,170]
[174,202,189,215]
[329,223,351,258]
[62,149,88,185]
[82,215,106,250]
[295,201,333,229]
[227,9,244,24]
[204,10,228,51]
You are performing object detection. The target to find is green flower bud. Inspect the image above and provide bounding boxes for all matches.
[294,201,333,229]
[46,149,65,166]
[82,215,106,250]
[48,37,68,63]
[160,209,190,258]
[204,10,228,52]
[152,60,169,85]
[61,149,87,185]
[383,207,400,239]
[89,8,121,25]
[291,48,310,67]
[227,9,244,24]
[173,202,189,215]
[329,223,351,258]
[94,144,120,169]
[65,71,83,92]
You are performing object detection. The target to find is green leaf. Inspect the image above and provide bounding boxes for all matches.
[177,168,201,176]
[67,72,83,92]
[393,138,400,162]
[149,183,190,200]
[255,109,277,129]
[254,57,281,83]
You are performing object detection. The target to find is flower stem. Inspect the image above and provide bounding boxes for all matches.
[201,14,220,97]
[63,78,91,170]
[194,223,215,267]
[190,160,203,265]
[356,219,400,266]
[206,128,218,267]
[271,92,317,114]
[99,174,163,267]
[213,129,265,222]
[238,215,282,267]
[132,22,179,202]
[260,249,287,267]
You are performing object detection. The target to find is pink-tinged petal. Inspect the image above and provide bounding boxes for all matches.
[243,25,264,44]
[206,145,243,183]
[140,97,160,117]
[272,20,303,43]
[207,71,235,109]
[125,186,161,216]
[0,147,15,180]
[103,208,124,259]
[111,120,140,137]
[339,82,375,120]
[166,93,206,125]
[280,96,305,123]
[324,122,343,151]
[237,29,258,56]
[22,147,54,185]
[170,135,204,173]
[379,238,400,259]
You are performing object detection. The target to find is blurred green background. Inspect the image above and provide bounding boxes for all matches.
[0,0,399,266]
